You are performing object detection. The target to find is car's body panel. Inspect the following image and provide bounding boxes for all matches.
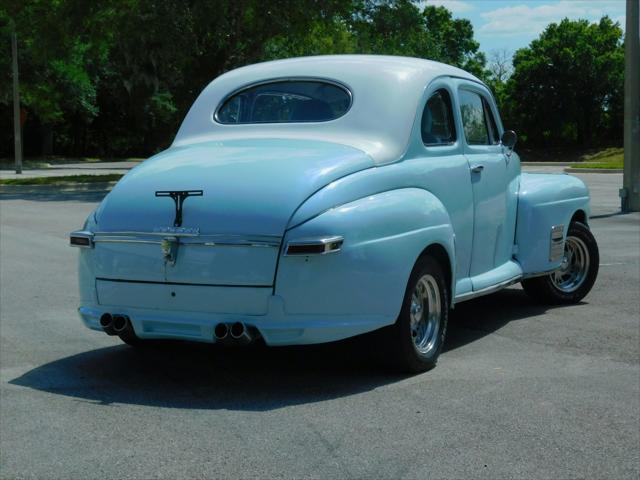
[72,55,595,346]
[515,173,590,275]
[96,280,272,315]
[93,138,373,286]
[173,55,479,165]
[278,188,455,318]
[96,138,373,237]
[287,156,474,287]
[78,303,392,345]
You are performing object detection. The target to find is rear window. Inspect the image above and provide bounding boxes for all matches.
[215,80,351,124]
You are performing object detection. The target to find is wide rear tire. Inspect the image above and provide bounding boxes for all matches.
[521,221,599,304]
[390,255,449,373]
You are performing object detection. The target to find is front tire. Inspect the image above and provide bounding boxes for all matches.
[522,221,599,304]
[391,255,449,373]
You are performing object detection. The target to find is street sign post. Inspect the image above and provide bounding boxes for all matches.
[622,0,640,212]
[12,31,23,175]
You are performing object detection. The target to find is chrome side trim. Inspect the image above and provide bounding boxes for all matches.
[92,231,281,248]
[201,242,278,248]
[93,230,200,238]
[284,236,344,256]
[94,237,162,245]
[522,268,558,279]
[454,275,522,304]
[549,225,565,261]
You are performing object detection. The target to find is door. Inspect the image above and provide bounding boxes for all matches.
[458,87,519,284]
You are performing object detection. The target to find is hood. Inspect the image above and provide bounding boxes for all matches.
[96,138,374,236]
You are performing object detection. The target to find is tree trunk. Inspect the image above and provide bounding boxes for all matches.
[41,124,53,156]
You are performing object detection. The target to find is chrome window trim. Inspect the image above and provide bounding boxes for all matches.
[213,77,353,125]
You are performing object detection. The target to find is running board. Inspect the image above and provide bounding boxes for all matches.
[454,275,522,304]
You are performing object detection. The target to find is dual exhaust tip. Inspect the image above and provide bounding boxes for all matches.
[214,322,253,344]
[100,314,253,344]
[100,313,131,336]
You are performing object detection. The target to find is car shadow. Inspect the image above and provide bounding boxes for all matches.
[9,288,568,411]
[9,335,410,411]
[446,287,576,351]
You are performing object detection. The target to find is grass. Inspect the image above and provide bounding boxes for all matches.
[518,146,623,168]
[571,162,623,169]
[572,147,624,169]
[0,174,123,185]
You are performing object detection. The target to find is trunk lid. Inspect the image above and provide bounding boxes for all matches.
[93,138,373,287]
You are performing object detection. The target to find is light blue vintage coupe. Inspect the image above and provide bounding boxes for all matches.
[70,55,599,372]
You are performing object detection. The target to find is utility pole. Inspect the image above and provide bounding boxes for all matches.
[11,30,23,174]
[621,0,639,212]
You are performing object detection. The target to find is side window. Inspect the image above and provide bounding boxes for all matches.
[459,90,500,145]
[421,89,456,146]
[482,97,500,144]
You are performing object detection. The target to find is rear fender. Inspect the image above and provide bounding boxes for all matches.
[275,188,455,320]
[516,173,590,275]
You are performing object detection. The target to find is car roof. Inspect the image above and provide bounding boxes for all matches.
[173,55,483,164]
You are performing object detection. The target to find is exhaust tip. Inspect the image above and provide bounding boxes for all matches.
[112,315,129,333]
[99,313,113,328]
[230,322,245,339]
[214,323,229,340]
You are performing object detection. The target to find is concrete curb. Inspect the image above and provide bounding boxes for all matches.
[564,168,623,174]
[521,162,578,166]
[0,181,117,195]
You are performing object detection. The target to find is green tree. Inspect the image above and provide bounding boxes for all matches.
[351,1,485,77]
[504,16,624,147]
[1,0,487,158]
[0,0,117,155]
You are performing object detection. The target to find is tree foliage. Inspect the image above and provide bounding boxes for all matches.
[1,0,487,157]
[1,1,624,157]
[502,17,624,147]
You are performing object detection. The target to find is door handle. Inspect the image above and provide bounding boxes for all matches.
[470,164,485,173]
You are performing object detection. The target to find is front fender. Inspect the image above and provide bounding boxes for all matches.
[274,188,455,320]
[516,173,591,274]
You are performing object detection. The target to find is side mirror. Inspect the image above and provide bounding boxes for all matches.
[501,130,517,151]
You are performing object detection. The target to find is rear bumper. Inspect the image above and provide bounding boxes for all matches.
[79,296,394,346]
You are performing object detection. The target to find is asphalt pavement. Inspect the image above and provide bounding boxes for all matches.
[0,170,638,479]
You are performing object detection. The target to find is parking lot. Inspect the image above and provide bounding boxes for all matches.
[1,171,638,479]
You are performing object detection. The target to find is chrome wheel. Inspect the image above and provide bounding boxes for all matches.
[552,236,590,293]
[410,274,441,355]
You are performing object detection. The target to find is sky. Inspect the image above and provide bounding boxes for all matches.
[424,0,627,55]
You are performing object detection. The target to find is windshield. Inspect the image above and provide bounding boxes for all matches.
[215,80,351,124]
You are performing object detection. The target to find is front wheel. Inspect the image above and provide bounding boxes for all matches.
[522,221,599,304]
[391,255,449,373]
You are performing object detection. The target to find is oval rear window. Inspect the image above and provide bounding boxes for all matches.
[215,80,351,124]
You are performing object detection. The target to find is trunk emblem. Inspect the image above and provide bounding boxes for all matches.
[155,190,203,227]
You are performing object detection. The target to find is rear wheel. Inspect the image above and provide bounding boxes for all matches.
[522,221,599,304]
[391,255,449,373]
